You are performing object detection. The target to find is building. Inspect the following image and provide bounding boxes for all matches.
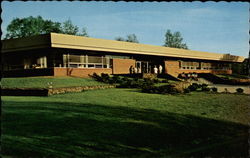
[1,33,245,78]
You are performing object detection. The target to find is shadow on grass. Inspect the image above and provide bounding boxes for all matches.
[2,100,249,158]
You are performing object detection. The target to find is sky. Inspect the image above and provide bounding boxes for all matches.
[1,1,249,57]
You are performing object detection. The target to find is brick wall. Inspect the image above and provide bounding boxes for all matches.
[164,60,180,77]
[112,58,136,74]
[53,67,112,78]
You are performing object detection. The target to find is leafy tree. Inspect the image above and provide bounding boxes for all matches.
[4,16,89,39]
[126,34,139,43]
[164,29,188,49]
[115,34,139,43]
[78,27,89,37]
[115,37,126,41]
[5,16,61,39]
[60,19,79,35]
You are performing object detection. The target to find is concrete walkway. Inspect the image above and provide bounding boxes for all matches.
[208,84,250,94]
[183,78,250,94]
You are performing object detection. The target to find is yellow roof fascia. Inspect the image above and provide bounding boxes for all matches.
[50,33,245,62]
[1,33,245,62]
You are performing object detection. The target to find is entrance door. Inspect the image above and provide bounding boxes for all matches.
[137,61,151,73]
[136,61,142,73]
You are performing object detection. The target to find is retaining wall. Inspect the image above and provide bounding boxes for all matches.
[2,85,116,96]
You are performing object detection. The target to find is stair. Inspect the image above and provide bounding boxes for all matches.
[198,73,229,84]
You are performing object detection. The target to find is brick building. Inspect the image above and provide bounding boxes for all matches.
[1,33,245,78]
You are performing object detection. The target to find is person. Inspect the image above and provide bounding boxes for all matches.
[159,65,163,74]
[193,72,198,81]
[153,65,158,74]
[180,72,186,80]
[134,67,137,74]
[129,65,133,74]
[137,66,141,73]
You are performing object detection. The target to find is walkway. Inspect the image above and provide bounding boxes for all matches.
[208,84,250,94]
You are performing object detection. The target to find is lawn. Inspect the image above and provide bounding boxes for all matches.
[1,76,108,88]
[2,88,249,158]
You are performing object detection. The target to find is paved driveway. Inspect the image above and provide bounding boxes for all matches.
[209,84,250,94]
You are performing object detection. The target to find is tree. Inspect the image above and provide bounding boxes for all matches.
[78,27,89,37]
[115,34,139,43]
[126,34,139,43]
[115,37,126,41]
[5,16,61,39]
[4,16,89,39]
[60,19,79,35]
[164,29,188,49]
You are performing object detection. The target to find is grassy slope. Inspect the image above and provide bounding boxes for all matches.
[1,76,108,88]
[2,89,249,158]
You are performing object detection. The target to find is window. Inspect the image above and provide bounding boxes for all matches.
[180,61,199,69]
[63,54,110,68]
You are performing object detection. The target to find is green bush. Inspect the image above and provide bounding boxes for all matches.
[153,78,160,83]
[201,83,208,88]
[236,88,244,93]
[141,84,156,93]
[141,84,178,94]
[211,87,218,92]
[184,88,191,93]
[201,87,210,92]
[143,78,154,86]
[112,75,123,84]
[92,73,100,81]
[188,83,199,91]
[161,79,168,83]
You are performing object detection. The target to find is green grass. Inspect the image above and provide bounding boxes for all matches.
[2,89,249,158]
[1,76,108,88]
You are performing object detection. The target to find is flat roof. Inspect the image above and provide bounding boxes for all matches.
[2,33,245,62]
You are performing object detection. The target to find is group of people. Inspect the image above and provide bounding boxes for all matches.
[129,65,140,74]
[153,65,163,74]
[179,72,198,81]
[129,65,163,74]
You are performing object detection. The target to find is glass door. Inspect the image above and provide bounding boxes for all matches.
[136,61,142,73]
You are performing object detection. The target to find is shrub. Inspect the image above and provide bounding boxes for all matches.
[153,78,160,83]
[236,88,244,93]
[201,83,208,88]
[143,78,154,86]
[184,88,190,93]
[211,87,218,92]
[161,79,168,83]
[201,87,210,92]
[141,84,156,93]
[112,75,123,84]
[188,83,199,91]
[142,84,178,94]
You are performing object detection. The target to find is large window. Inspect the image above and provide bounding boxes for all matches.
[180,61,199,69]
[201,62,212,70]
[63,54,110,68]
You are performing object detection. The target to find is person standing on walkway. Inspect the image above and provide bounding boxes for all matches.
[154,65,158,74]
[159,65,163,74]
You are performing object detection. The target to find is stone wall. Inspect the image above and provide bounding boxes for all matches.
[48,85,116,95]
[2,85,116,96]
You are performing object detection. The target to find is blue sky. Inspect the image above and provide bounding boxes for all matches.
[1,1,249,57]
